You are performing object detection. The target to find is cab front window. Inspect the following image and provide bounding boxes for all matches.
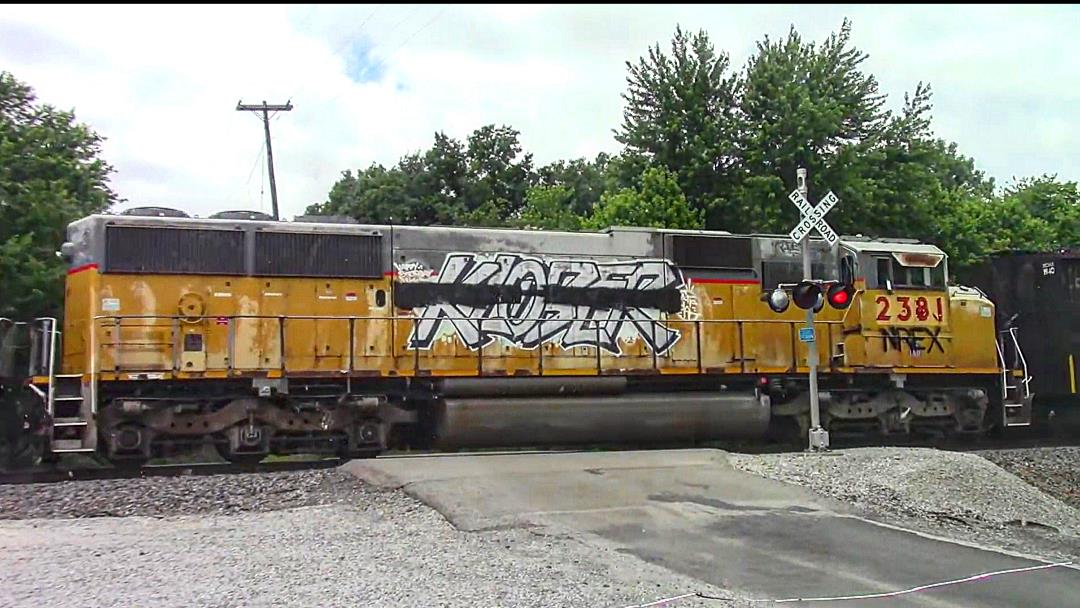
[874,253,946,291]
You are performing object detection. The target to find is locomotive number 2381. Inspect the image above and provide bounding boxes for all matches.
[874,295,946,326]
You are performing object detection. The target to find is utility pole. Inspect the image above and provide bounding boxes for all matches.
[796,168,829,451]
[236,100,293,220]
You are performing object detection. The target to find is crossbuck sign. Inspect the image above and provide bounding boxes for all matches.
[788,189,839,246]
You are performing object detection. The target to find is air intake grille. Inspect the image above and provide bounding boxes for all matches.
[105,226,245,274]
[254,232,382,277]
[671,236,753,270]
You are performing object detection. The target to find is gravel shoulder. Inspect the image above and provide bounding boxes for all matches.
[729,447,1080,564]
[0,469,750,608]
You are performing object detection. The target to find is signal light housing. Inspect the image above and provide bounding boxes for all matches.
[826,282,855,310]
[791,281,822,310]
[763,281,857,314]
[762,288,790,313]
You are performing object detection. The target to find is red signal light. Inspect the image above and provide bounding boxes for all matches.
[826,282,855,309]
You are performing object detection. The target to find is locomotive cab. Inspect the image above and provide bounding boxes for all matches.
[824,238,1032,433]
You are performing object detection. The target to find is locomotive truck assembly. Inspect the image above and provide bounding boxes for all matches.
[0,208,1037,468]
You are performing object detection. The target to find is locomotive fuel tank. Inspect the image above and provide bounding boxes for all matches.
[431,391,772,448]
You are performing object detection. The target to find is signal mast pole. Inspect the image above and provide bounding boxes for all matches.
[798,168,829,451]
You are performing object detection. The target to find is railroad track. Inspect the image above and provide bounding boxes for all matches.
[0,458,345,485]
[2,434,1076,485]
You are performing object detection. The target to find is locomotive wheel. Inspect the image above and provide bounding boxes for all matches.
[5,436,45,470]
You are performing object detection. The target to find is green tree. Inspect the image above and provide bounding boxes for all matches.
[734,20,890,233]
[0,72,117,318]
[936,176,1079,268]
[1000,176,1080,246]
[459,125,535,225]
[537,153,613,216]
[616,20,996,245]
[586,166,703,230]
[516,185,582,231]
[310,125,536,227]
[615,26,740,224]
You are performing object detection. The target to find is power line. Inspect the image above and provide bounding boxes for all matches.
[259,147,266,211]
[245,141,266,188]
[330,5,424,89]
[324,5,445,108]
[359,6,446,82]
[329,4,387,62]
[283,4,385,102]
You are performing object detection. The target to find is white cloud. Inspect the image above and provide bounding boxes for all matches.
[2,4,1077,219]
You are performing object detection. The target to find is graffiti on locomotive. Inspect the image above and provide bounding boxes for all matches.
[394,253,702,355]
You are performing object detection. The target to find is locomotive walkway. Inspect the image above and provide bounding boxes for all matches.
[346,449,1079,607]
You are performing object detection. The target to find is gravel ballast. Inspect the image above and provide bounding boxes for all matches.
[0,469,366,520]
[729,447,1080,562]
[0,469,750,608]
[977,447,1080,509]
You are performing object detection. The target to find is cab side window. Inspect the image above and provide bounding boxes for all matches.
[875,257,891,288]
[840,255,855,285]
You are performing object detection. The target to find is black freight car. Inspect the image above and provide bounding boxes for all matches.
[962,248,1080,433]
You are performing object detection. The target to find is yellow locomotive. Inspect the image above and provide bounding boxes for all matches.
[4,208,1033,465]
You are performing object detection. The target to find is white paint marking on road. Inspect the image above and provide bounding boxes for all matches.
[766,560,1074,603]
[624,561,1074,607]
[845,513,1080,571]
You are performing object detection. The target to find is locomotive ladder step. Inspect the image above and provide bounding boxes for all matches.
[1003,402,1031,427]
[53,418,88,427]
[53,396,84,402]
[51,439,94,453]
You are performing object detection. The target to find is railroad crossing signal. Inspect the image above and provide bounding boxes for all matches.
[762,280,853,313]
[789,189,839,246]
[791,168,833,452]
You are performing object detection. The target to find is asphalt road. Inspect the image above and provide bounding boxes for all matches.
[346,449,1079,608]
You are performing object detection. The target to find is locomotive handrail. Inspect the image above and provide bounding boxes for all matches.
[997,328,1032,399]
[91,313,847,324]
[35,317,60,420]
[0,317,59,378]
[89,313,851,378]
[1009,327,1032,397]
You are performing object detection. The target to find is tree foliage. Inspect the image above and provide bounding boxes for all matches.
[0,72,117,318]
[536,153,614,216]
[615,25,740,226]
[585,166,702,230]
[937,176,1079,268]
[309,125,535,227]
[516,185,582,232]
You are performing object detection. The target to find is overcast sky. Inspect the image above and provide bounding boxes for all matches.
[3,4,1077,220]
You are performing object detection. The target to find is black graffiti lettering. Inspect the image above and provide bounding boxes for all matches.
[402,253,691,355]
[879,326,945,355]
[924,326,944,353]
